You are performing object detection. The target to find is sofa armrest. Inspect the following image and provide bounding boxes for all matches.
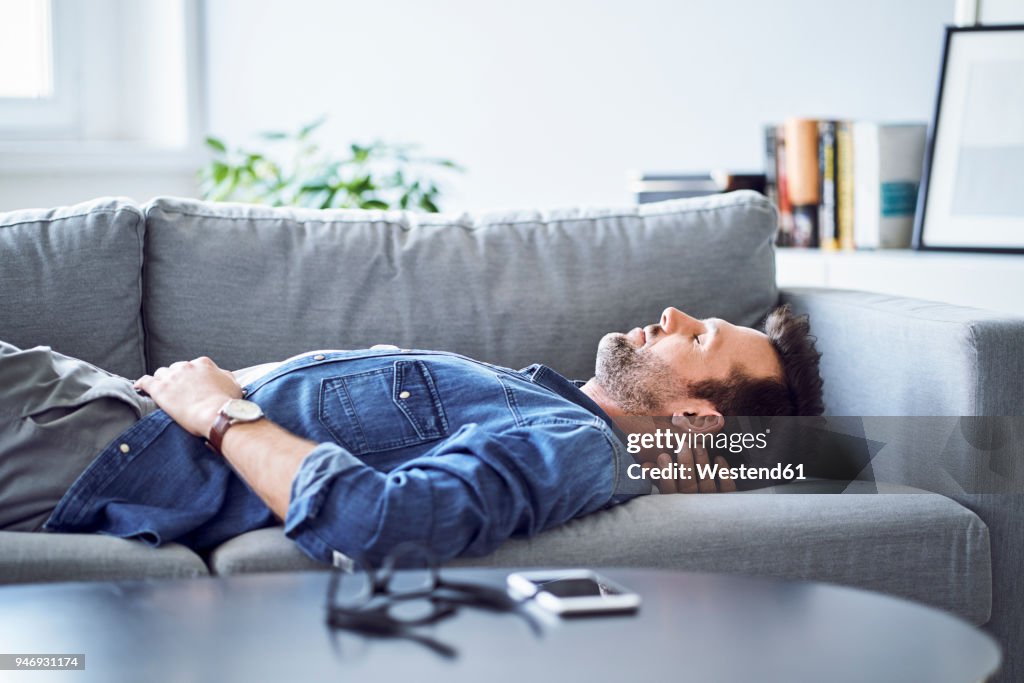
[779,287,1024,417]
[778,287,1023,496]
[780,288,1024,680]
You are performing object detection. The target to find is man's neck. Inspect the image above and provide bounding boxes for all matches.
[579,379,666,455]
[579,378,627,418]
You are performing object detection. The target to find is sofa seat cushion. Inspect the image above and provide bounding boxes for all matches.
[0,532,209,583]
[208,485,990,625]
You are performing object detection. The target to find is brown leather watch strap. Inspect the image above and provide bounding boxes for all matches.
[207,411,233,455]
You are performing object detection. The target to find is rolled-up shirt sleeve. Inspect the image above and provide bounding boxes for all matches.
[284,421,618,566]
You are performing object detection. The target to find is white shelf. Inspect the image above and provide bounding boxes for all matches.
[775,249,1024,317]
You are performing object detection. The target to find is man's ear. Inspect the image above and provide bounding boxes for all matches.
[672,412,724,434]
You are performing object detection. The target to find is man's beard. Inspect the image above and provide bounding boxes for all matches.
[594,333,681,415]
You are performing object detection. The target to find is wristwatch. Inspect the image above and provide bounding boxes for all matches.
[207,398,265,454]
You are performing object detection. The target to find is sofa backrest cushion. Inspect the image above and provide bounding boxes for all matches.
[0,198,146,379]
[142,192,778,378]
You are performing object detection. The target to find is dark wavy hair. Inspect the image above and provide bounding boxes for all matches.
[688,304,824,416]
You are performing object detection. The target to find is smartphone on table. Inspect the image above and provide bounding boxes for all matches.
[506,569,641,616]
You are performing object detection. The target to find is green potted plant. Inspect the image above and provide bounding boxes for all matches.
[198,118,463,212]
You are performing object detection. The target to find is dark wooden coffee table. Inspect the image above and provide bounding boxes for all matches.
[0,568,1001,682]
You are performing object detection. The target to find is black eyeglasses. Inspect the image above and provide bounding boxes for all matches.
[325,542,537,657]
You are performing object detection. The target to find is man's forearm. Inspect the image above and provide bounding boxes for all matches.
[219,420,318,520]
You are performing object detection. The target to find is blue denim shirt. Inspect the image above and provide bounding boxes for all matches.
[45,349,649,564]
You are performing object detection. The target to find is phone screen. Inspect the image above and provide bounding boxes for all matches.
[534,577,622,598]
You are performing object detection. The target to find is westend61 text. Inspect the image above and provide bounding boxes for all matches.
[625,428,770,455]
[627,462,806,482]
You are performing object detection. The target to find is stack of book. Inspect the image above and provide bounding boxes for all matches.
[765,118,927,249]
[631,172,766,204]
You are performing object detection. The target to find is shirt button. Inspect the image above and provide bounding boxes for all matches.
[313,354,326,361]
[119,443,131,454]
[398,390,411,399]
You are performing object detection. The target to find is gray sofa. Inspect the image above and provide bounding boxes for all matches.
[1,193,1021,679]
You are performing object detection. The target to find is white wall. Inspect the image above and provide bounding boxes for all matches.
[204,0,953,212]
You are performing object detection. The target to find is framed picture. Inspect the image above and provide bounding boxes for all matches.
[914,24,1024,253]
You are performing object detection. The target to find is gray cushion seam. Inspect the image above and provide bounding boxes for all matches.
[146,202,774,229]
[132,209,147,376]
[0,207,143,230]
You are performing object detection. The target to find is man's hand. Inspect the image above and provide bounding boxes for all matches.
[641,445,737,494]
[139,356,315,521]
[134,357,243,438]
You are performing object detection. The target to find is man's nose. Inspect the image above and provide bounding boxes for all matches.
[660,307,705,335]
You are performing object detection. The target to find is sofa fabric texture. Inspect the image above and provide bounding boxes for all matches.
[0,533,207,584]
[0,198,146,380]
[780,288,1024,417]
[142,192,778,380]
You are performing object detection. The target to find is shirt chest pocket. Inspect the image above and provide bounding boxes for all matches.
[318,360,449,454]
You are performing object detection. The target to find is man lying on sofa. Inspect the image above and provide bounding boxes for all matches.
[0,305,823,566]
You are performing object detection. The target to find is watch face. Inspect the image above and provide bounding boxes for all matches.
[223,398,264,422]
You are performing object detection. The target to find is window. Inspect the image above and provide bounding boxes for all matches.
[0,0,202,150]
[0,0,77,136]
[0,0,53,98]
